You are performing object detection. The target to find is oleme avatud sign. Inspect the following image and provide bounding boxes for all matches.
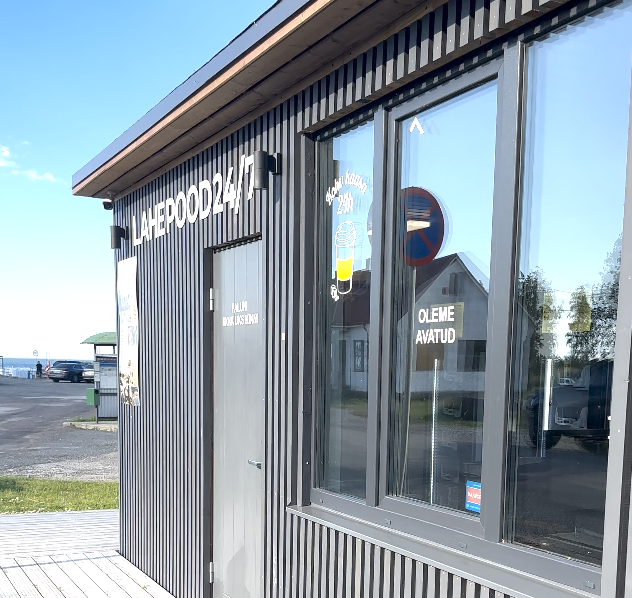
[415,303,464,345]
[132,153,256,246]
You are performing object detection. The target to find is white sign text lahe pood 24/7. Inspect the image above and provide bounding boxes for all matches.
[132,153,256,246]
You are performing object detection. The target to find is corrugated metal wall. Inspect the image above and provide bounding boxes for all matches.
[111,0,607,595]
[283,514,512,598]
[113,99,299,598]
[114,95,516,598]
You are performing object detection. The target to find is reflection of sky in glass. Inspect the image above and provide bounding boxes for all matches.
[331,121,374,278]
[521,0,632,356]
[400,82,498,278]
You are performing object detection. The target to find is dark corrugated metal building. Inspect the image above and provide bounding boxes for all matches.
[72,0,632,596]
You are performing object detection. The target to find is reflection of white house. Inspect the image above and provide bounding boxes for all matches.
[330,253,495,397]
[330,270,371,393]
[396,252,489,400]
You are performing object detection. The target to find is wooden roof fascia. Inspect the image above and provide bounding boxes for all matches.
[90,0,448,200]
[72,0,374,197]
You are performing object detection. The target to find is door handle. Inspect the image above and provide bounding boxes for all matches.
[248,459,262,470]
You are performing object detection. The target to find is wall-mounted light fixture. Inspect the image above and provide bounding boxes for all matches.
[110,225,127,249]
[253,151,281,191]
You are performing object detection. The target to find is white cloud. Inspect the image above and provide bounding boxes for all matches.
[1,147,9,157]
[20,169,67,185]
[21,141,29,145]
[0,158,17,168]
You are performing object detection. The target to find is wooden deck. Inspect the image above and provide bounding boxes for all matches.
[0,511,174,597]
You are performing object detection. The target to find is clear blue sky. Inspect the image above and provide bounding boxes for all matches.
[0,0,275,359]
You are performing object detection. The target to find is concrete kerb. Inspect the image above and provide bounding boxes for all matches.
[63,421,118,433]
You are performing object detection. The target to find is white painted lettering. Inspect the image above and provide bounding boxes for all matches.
[141,210,150,242]
[166,197,176,233]
[245,154,255,201]
[431,308,439,323]
[132,214,143,246]
[199,180,213,220]
[212,172,224,215]
[175,192,187,229]
[119,153,255,245]
[156,201,166,237]
[147,205,157,240]
[187,185,199,224]
[223,167,236,211]
[447,305,455,322]
[234,155,246,214]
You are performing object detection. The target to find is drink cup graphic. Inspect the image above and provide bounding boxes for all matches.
[335,221,357,295]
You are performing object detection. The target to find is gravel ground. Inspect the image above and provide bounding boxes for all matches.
[0,377,118,482]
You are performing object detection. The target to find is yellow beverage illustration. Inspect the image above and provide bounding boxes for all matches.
[336,256,353,281]
[335,221,357,295]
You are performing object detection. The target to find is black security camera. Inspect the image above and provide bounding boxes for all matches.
[103,199,114,210]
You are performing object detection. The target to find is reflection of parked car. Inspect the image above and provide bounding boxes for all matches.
[82,368,95,382]
[558,377,575,386]
[49,362,90,383]
[525,359,612,452]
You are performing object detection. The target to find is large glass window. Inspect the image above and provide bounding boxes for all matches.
[506,1,632,566]
[388,82,498,514]
[316,121,374,500]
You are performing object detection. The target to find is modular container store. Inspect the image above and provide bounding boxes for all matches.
[73,0,632,596]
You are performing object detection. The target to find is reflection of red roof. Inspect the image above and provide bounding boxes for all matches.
[332,253,487,327]
[331,269,371,327]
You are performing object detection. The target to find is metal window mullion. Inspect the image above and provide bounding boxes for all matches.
[367,108,387,507]
[601,57,632,598]
[480,41,525,543]
[378,112,399,503]
[298,134,316,507]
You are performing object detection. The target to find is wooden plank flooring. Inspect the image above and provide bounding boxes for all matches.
[0,511,174,597]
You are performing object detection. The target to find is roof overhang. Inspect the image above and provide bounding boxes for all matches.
[72,0,441,200]
[81,332,118,346]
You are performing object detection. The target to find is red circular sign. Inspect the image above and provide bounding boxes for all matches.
[400,187,445,267]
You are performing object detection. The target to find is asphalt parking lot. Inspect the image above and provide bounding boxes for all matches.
[0,377,118,481]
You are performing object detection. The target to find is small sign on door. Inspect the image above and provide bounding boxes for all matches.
[465,481,481,513]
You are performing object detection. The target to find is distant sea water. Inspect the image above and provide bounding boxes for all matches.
[1,357,92,369]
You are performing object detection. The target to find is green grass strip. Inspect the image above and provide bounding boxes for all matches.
[0,477,118,514]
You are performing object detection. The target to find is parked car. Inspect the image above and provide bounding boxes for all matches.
[82,367,95,382]
[525,359,612,452]
[49,362,90,383]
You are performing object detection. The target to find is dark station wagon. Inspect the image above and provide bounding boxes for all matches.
[49,361,90,383]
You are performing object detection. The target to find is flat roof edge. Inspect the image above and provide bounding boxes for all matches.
[72,0,314,190]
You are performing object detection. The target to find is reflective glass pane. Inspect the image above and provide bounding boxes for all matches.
[389,81,497,514]
[506,2,632,565]
[317,121,374,499]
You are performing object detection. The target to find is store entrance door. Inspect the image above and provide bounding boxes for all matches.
[212,241,264,598]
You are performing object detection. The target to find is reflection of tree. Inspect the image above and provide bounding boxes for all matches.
[567,235,622,361]
[567,286,592,363]
[516,268,561,362]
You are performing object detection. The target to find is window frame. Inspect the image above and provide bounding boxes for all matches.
[378,56,508,541]
[302,15,632,591]
[311,56,511,537]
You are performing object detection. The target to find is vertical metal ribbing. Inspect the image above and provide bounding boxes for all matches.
[446,0,460,53]
[311,82,320,128]
[272,102,282,598]
[110,63,530,598]
[327,71,337,117]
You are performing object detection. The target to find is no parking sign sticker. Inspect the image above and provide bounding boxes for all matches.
[400,187,446,267]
